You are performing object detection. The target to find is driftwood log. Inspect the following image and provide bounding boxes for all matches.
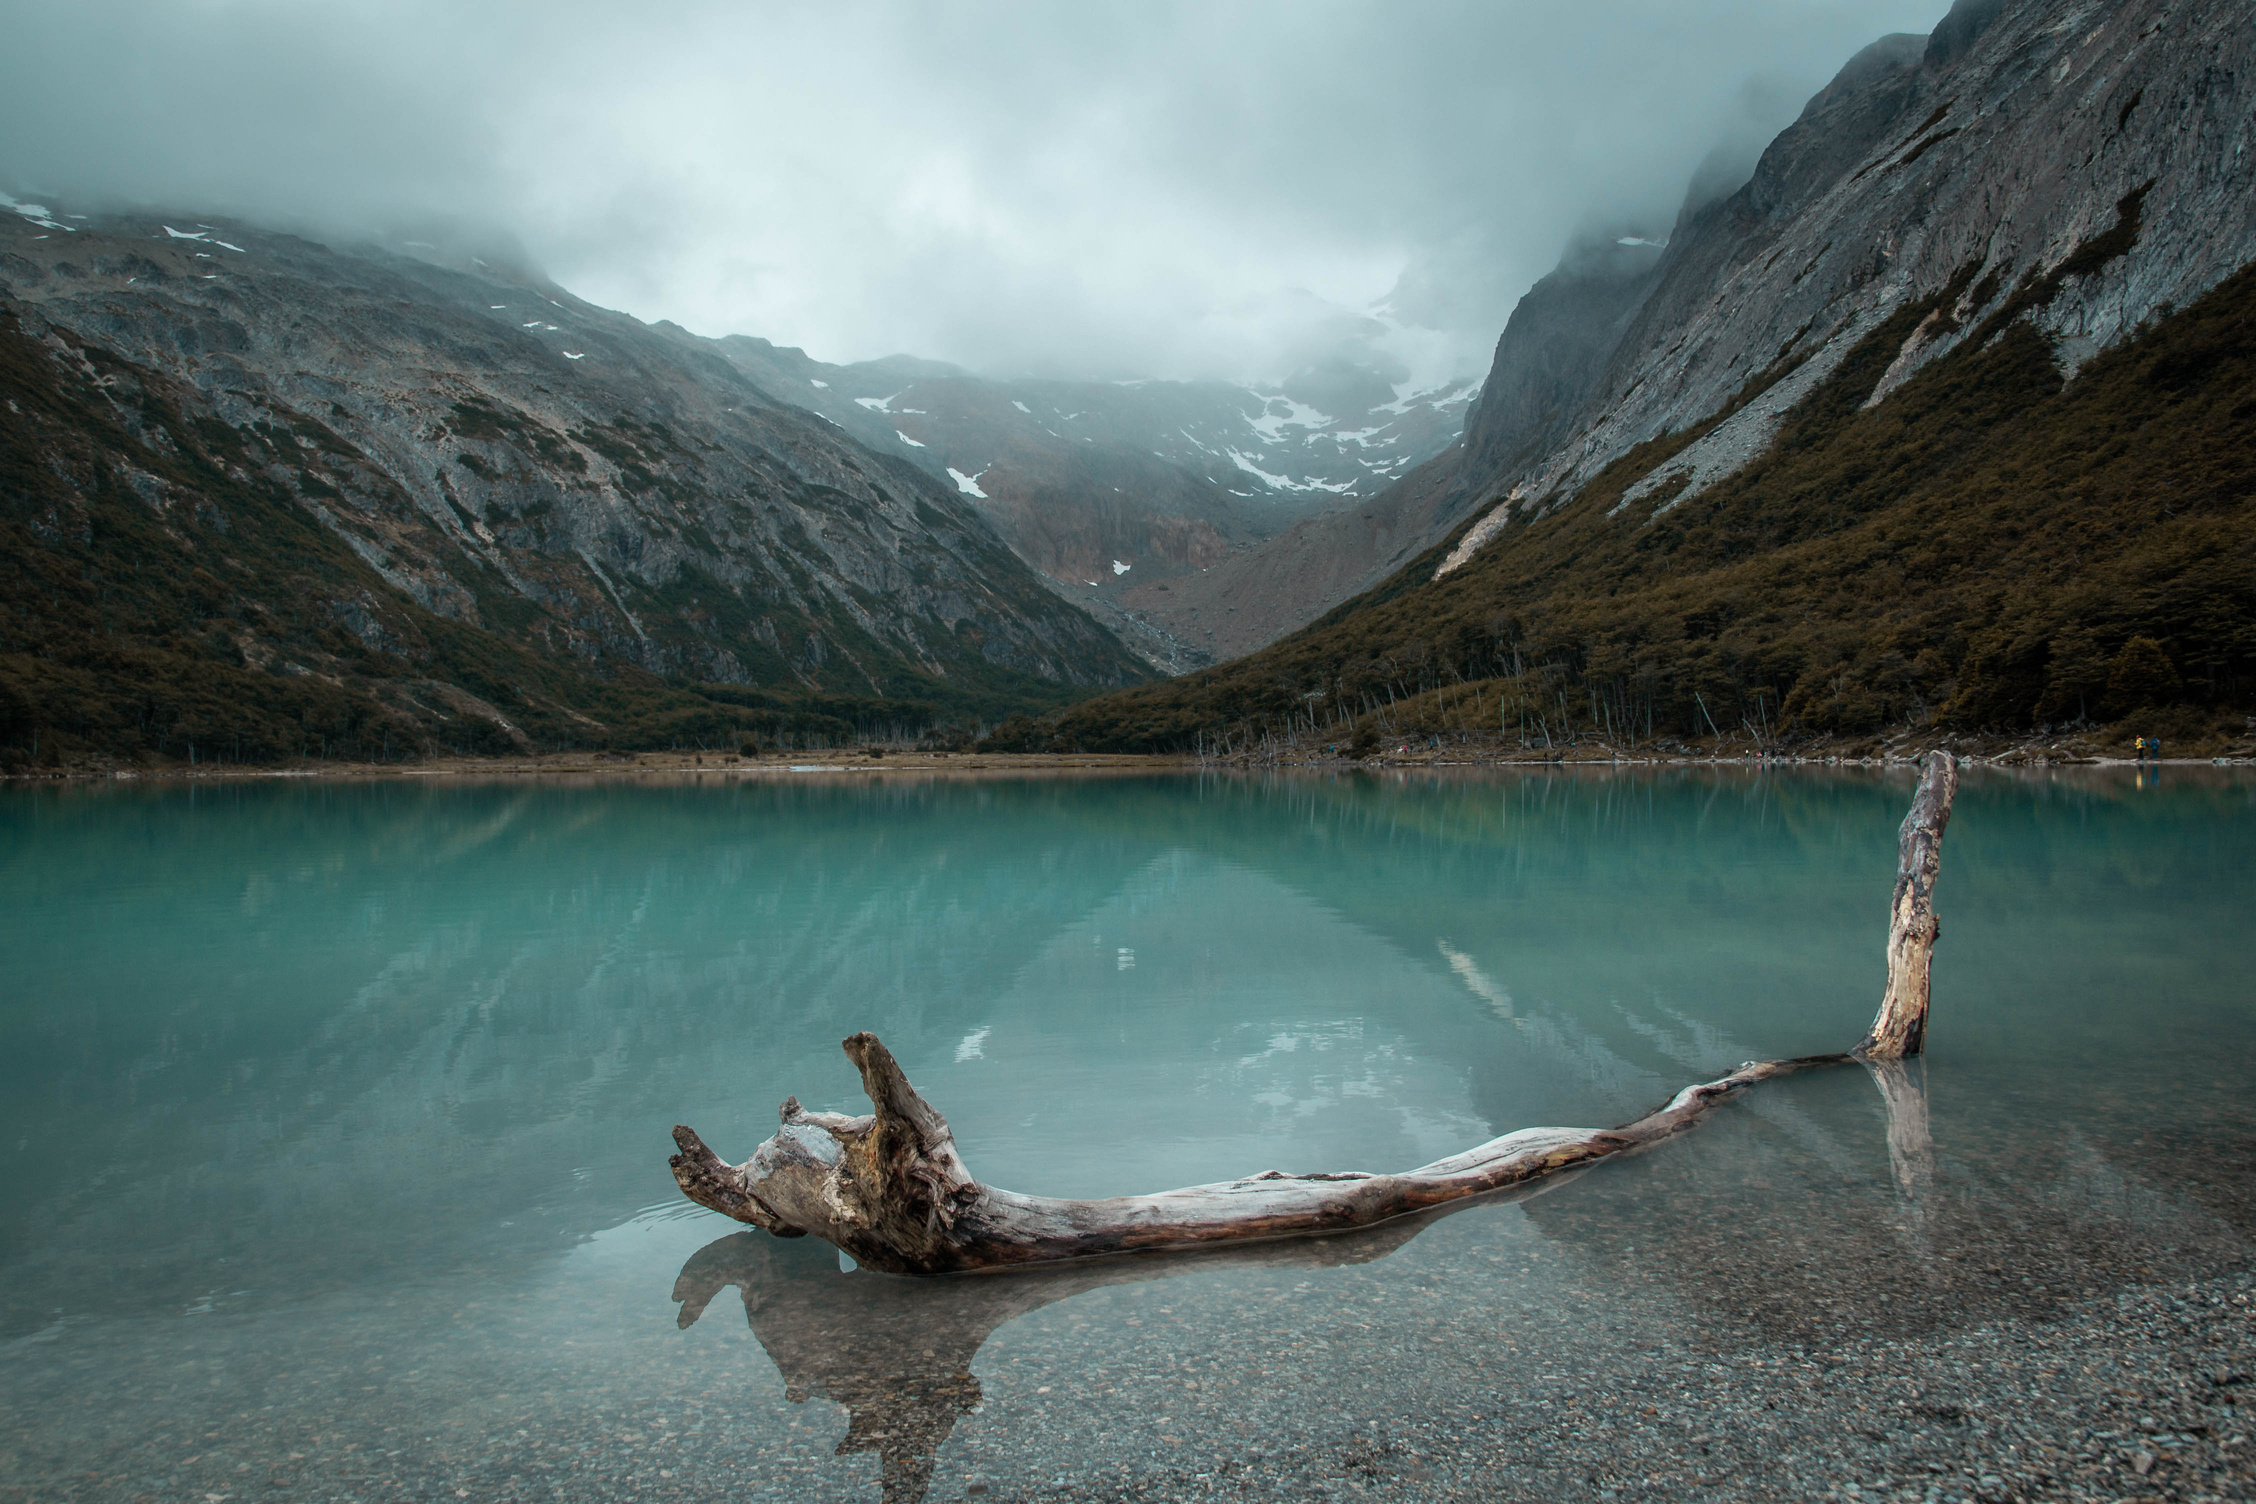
[671,752,1960,1275]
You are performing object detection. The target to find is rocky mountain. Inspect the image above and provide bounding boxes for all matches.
[1040,0,2256,755]
[0,204,1148,764]
[1449,0,2254,545]
[704,333,1479,669]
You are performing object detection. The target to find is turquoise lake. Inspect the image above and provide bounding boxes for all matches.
[2,767,2252,1502]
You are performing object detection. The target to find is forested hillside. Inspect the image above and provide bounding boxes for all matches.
[1029,252,2256,757]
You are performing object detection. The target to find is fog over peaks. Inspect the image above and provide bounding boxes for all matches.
[2,0,1949,387]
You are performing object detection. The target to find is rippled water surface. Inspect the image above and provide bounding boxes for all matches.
[3,767,2253,1502]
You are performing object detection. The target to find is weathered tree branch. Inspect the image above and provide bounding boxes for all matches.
[1856,750,1959,1060]
[669,753,1961,1274]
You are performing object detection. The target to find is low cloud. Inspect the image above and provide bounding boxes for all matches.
[1,0,1949,385]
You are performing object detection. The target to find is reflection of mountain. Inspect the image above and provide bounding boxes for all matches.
[3,768,2251,1342]
[952,850,1510,1197]
[0,780,1163,1328]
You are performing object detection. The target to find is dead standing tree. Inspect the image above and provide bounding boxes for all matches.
[671,753,1960,1275]
[1856,750,1957,1059]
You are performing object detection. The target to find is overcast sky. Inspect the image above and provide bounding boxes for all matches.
[2,0,1951,386]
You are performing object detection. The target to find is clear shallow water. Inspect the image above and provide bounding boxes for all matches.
[2,767,2253,1502]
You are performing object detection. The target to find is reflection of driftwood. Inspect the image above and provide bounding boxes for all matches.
[1858,755,1953,1209]
[674,1233,985,1504]
[675,1178,1561,1504]
[671,753,1960,1275]
[1868,1057,1937,1201]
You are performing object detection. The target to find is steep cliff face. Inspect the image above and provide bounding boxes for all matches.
[1187,0,2256,652]
[1451,238,1669,501]
[0,209,1148,760]
[1452,0,2256,547]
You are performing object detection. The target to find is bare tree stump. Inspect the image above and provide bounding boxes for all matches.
[669,753,1960,1274]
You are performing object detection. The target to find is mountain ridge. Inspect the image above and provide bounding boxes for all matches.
[0,207,1149,764]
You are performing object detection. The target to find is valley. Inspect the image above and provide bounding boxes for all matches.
[4,0,2254,774]
[708,331,1481,669]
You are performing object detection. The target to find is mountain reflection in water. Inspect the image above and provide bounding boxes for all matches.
[0,768,2251,1503]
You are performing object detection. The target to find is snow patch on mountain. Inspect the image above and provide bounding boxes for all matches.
[1228,449,1355,494]
[3,194,71,231]
[161,225,245,251]
[1244,395,1334,444]
[1374,381,1450,416]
